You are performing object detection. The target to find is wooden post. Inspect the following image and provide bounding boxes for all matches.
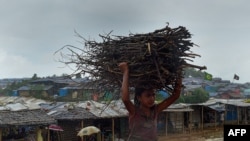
[182,112,184,133]
[214,111,217,129]
[165,112,168,136]
[112,118,115,141]
[190,111,192,133]
[47,128,50,141]
[225,104,227,124]
[81,120,84,141]
[244,107,247,124]
[201,106,204,131]
[0,128,2,141]
[238,106,240,125]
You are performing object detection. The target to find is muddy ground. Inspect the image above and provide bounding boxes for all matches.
[158,127,223,141]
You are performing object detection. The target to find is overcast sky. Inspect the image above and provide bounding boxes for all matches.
[0,0,249,83]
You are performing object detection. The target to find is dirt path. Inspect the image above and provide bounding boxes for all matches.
[158,127,223,141]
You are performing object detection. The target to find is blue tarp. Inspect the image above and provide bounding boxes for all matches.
[204,86,217,92]
[226,105,238,120]
[59,88,68,97]
[12,90,19,96]
[208,103,225,112]
[157,90,169,98]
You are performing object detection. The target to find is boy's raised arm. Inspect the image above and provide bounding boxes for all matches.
[156,74,182,113]
[119,62,135,115]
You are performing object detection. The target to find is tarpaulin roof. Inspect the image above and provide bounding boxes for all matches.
[207,103,225,112]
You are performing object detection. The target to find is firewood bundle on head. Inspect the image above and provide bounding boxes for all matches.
[56,23,206,93]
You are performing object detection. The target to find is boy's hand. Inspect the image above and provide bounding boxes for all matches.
[118,62,129,73]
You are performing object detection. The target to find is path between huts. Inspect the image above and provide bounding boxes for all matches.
[158,127,223,141]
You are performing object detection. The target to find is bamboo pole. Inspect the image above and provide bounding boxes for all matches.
[244,107,247,124]
[225,104,227,124]
[165,112,168,136]
[182,112,185,133]
[81,120,84,141]
[112,118,115,141]
[214,111,216,129]
[190,111,192,133]
[237,106,239,125]
[47,128,50,141]
[201,106,204,131]
[0,128,2,141]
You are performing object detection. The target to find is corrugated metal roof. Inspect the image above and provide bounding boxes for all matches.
[0,109,56,127]
[164,103,193,112]
[54,107,98,120]
[5,103,27,111]
[221,99,250,107]
[42,101,100,119]
[0,97,55,127]
[165,108,193,112]
[40,102,67,111]
[188,98,250,107]
[0,96,47,111]
[44,100,193,118]
[17,85,30,90]
[2,96,250,123]
[207,103,225,112]
[76,100,128,118]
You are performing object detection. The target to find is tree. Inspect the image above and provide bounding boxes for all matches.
[31,73,39,80]
[0,79,30,96]
[177,88,209,103]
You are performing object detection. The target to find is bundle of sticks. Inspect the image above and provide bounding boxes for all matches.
[56,24,206,92]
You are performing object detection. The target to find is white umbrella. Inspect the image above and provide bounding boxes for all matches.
[77,126,100,137]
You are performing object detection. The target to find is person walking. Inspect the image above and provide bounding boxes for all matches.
[119,62,182,141]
